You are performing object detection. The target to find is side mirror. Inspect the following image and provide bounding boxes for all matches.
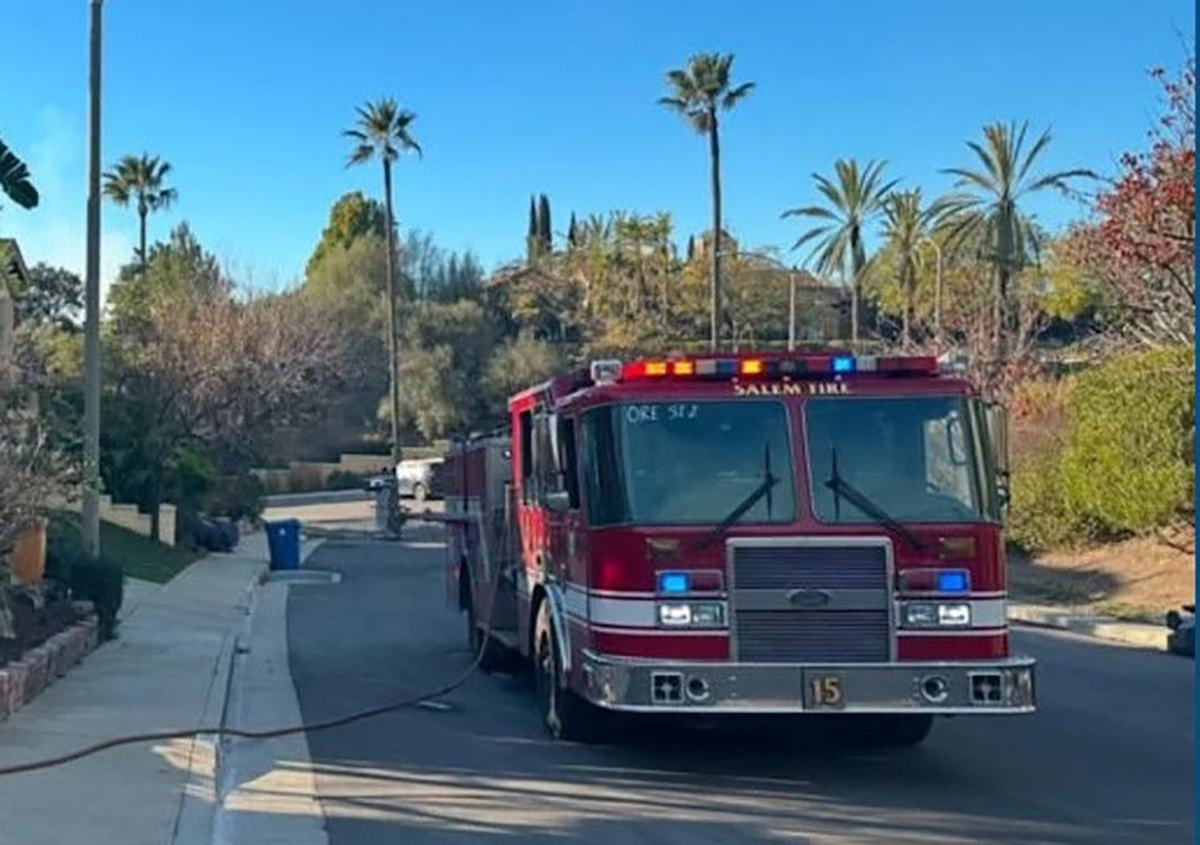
[984,403,1011,514]
[984,403,1010,477]
[544,490,571,514]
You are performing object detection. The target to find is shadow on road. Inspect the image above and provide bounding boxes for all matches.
[259,536,1192,844]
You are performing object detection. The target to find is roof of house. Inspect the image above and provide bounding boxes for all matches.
[486,262,566,290]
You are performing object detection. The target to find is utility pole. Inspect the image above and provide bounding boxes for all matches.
[82,0,103,559]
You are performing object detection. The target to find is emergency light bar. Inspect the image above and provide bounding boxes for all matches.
[602,353,943,383]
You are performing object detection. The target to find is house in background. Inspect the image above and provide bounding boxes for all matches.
[0,238,30,365]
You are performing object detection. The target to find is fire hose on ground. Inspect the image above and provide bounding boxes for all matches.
[0,526,503,779]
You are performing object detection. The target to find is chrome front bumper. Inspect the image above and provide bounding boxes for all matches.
[581,651,1036,715]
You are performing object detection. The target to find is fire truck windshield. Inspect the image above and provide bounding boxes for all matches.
[581,401,797,526]
[805,396,987,523]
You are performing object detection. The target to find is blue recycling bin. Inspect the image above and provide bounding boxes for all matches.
[265,519,301,571]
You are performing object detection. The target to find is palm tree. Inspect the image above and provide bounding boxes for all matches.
[938,121,1094,363]
[782,159,897,345]
[0,139,39,210]
[881,189,933,348]
[659,52,754,351]
[102,154,177,279]
[344,98,421,466]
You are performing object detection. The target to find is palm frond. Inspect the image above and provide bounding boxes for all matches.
[789,226,831,252]
[722,81,755,110]
[149,187,178,211]
[346,145,375,167]
[780,205,839,220]
[1021,168,1098,195]
[1016,127,1053,186]
[943,166,999,193]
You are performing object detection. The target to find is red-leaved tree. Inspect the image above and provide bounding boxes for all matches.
[1068,57,1195,347]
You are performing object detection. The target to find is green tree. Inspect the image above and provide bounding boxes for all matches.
[781,158,897,345]
[0,139,38,210]
[939,122,1094,363]
[305,191,387,276]
[344,97,422,465]
[107,223,225,340]
[485,331,562,418]
[102,153,177,277]
[303,233,389,332]
[880,189,934,347]
[103,224,229,539]
[659,52,755,350]
[395,299,496,440]
[12,263,83,331]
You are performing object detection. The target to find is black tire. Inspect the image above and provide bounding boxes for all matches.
[849,714,934,747]
[412,482,427,503]
[534,600,602,742]
[463,571,504,674]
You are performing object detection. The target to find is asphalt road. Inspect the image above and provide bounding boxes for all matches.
[286,532,1194,844]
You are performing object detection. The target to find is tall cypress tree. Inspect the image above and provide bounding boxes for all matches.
[537,194,552,254]
[527,195,538,262]
[686,234,695,263]
[567,212,578,249]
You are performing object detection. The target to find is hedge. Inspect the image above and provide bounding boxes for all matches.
[1009,346,1194,550]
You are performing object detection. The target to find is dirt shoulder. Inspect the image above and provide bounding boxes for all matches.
[1009,532,1194,623]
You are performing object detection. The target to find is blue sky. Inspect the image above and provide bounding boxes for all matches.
[2,1,1194,296]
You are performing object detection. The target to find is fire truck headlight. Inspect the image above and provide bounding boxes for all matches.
[938,603,972,627]
[659,604,692,626]
[657,602,727,628]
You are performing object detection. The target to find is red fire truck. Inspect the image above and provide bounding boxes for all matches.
[441,350,1035,744]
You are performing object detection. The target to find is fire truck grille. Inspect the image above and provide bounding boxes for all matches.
[732,544,886,590]
[730,542,891,664]
[735,610,891,663]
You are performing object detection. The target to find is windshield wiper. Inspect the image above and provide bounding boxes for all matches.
[692,441,778,552]
[826,446,926,552]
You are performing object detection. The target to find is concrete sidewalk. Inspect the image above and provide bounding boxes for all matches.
[0,536,273,845]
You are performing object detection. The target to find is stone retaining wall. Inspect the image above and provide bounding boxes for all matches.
[0,603,101,723]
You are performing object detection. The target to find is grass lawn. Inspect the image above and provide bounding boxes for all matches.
[98,521,202,584]
[50,511,202,584]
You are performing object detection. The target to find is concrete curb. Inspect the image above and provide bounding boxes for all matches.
[179,538,324,845]
[1008,603,1169,651]
[170,566,266,845]
[0,614,101,723]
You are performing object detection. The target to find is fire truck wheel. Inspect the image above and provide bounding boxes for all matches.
[534,601,601,743]
[851,714,934,747]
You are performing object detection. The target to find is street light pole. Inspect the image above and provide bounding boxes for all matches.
[787,268,796,352]
[82,0,103,559]
[919,236,943,343]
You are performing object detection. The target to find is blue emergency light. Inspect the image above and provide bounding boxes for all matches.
[832,356,856,374]
[658,571,691,594]
[937,571,969,593]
